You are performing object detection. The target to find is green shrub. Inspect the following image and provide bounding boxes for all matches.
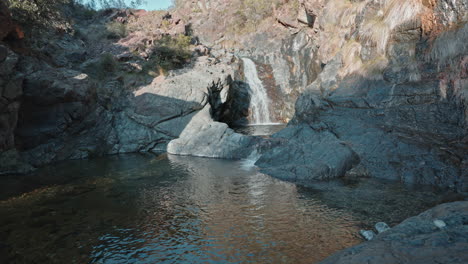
[139,35,193,76]
[99,53,118,72]
[106,21,127,39]
[84,53,118,79]
[6,0,69,27]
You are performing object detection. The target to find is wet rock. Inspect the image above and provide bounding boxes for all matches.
[375,222,390,234]
[433,219,446,229]
[345,164,370,178]
[359,230,376,241]
[320,201,468,264]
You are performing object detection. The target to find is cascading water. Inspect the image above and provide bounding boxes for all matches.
[242,58,273,124]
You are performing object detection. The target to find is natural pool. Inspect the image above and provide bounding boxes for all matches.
[0,154,462,264]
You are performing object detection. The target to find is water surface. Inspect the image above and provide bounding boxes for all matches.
[233,124,287,136]
[0,154,461,264]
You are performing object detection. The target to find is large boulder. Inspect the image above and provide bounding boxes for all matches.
[168,105,258,159]
[255,124,360,181]
[319,201,468,264]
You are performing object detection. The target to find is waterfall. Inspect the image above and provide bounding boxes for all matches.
[242,58,273,124]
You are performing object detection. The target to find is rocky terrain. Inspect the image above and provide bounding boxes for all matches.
[169,0,468,193]
[0,0,467,262]
[320,201,468,264]
[0,1,248,173]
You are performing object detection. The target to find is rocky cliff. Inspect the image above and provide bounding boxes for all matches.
[0,1,467,263]
[167,0,467,193]
[174,0,467,192]
[0,2,244,173]
[280,0,468,192]
[1,0,467,193]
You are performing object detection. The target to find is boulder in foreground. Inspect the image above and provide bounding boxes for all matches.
[319,201,468,264]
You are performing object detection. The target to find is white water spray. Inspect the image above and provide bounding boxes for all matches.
[242,58,273,124]
[240,149,261,170]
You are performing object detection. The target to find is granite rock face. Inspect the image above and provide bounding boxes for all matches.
[319,201,468,264]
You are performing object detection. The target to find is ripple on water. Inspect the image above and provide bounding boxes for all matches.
[0,154,462,264]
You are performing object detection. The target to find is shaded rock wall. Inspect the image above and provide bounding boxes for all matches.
[0,4,241,173]
[13,57,235,169]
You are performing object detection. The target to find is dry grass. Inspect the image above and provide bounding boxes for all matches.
[358,0,425,54]
[322,0,368,29]
[319,0,371,61]
[359,17,390,53]
[126,10,166,34]
[339,40,363,78]
[383,0,423,30]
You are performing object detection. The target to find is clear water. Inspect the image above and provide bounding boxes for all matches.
[0,154,462,264]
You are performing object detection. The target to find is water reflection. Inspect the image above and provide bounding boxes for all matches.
[233,124,286,136]
[0,154,461,264]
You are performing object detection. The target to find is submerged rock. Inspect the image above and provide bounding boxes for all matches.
[433,219,447,229]
[375,222,390,234]
[359,230,376,241]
